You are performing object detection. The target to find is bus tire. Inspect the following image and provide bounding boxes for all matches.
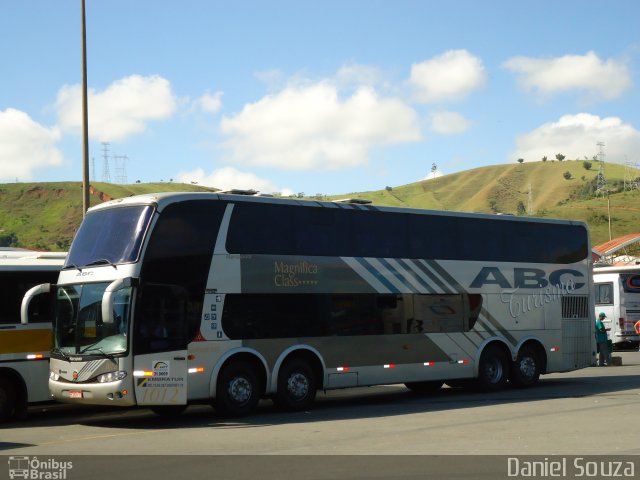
[0,377,16,422]
[274,359,317,411]
[150,405,187,417]
[477,345,510,392]
[510,346,540,388]
[405,381,443,394]
[215,361,261,417]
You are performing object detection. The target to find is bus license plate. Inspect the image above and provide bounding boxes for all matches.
[69,390,83,399]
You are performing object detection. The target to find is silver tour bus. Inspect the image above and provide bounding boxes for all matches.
[22,192,594,416]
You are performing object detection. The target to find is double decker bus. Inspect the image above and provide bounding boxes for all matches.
[0,249,65,421]
[23,193,594,416]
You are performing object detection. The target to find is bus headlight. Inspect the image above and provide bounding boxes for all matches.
[49,371,60,381]
[97,371,127,383]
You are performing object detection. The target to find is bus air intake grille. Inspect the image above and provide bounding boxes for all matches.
[561,295,589,319]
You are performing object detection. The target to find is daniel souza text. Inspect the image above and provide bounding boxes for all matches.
[507,457,635,478]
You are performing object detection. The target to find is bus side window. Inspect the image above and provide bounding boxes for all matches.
[595,283,613,305]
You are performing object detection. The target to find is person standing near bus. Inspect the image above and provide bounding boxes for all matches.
[596,312,610,366]
[635,320,640,351]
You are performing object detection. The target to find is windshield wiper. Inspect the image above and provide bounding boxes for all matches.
[79,345,117,361]
[84,258,118,268]
[52,347,70,359]
[62,263,82,271]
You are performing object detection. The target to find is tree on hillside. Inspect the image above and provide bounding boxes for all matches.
[542,156,547,162]
[583,161,592,170]
[563,171,572,180]
[556,153,566,161]
[0,232,18,247]
[516,201,526,215]
[517,158,524,164]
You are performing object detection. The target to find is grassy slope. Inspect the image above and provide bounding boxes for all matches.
[0,182,214,250]
[0,160,637,250]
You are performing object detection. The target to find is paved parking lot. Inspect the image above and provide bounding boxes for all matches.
[2,352,639,479]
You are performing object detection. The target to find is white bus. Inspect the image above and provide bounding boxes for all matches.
[592,264,640,350]
[0,249,66,421]
[23,193,594,417]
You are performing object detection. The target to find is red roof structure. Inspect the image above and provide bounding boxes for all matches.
[593,232,640,265]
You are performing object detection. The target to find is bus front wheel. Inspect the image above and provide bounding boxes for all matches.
[274,359,317,411]
[215,361,261,417]
[510,346,541,387]
[477,345,510,392]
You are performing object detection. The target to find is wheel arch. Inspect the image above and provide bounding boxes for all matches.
[515,337,548,374]
[270,345,326,394]
[209,348,269,399]
[474,338,513,377]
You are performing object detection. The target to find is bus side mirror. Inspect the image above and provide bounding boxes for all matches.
[101,277,133,324]
[21,283,51,324]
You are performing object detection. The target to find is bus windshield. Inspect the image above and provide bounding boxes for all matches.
[66,205,154,268]
[53,282,132,356]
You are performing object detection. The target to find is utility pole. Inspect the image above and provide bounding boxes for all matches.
[81,0,90,216]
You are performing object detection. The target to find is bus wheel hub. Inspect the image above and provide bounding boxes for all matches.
[228,376,252,404]
[287,373,309,399]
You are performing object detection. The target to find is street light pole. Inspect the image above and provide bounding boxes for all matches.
[81,0,90,216]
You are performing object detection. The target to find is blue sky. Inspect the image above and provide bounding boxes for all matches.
[1,1,639,196]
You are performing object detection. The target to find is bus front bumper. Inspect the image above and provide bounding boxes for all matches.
[49,378,136,406]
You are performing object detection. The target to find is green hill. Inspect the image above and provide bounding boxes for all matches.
[0,181,215,250]
[1,160,638,251]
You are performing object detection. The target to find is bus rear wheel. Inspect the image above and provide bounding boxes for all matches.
[405,381,443,394]
[510,346,540,387]
[274,359,317,411]
[477,345,510,392]
[215,361,261,417]
[0,377,16,422]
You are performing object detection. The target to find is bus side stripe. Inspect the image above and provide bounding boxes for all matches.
[446,332,480,357]
[425,260,467,293]
[480,307,518,346]
[398,259,437,293]
[341,257,392,293]
[355,258,402,293]
[387,258,431,293]
[415,260,454,293]
[372,258,419,293]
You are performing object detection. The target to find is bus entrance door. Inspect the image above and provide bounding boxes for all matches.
[133,351,188,406]
[132,284,189,407]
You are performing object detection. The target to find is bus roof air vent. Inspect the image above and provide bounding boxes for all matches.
[333,198,372,205]
[218,189,260,196]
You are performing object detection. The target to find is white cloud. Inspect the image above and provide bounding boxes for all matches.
[429,110,472,134]
[219,82,421,170]
[195,91,223,114]
[56,74,178,142]
[502,51,631,100]
[512,113,640,163]
[176,166,293,196]
[335,64,382,88]
[0,108,63,181]
[409,50,487,103]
